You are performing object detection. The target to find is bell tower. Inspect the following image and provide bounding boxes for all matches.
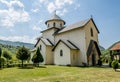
[45,11,65,29]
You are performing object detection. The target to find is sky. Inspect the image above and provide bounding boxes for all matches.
[0,0,120,49]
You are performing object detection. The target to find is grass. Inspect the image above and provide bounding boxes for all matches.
[0,65,120,82]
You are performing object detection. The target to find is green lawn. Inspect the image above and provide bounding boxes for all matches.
[0,65,120,82]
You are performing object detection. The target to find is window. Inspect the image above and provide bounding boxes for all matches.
[40,45,42,50]
[60,23,62,27]
[60,50,63,56]
[48,24,49,27]
[91,28,93,37]
[53,22,56,27]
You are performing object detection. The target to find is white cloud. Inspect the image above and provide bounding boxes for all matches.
[32,26,42,31]
[47,2,56,13]
[56,8,68,16]
[0,35,36,43]
[0,0,24,8]
[33,0,79,16]
[39,0,47,3]
[32,20,43,31]
[64,0,73,5]
[31,8,39,13]
[0,0,30,27]
[55,0,64,8]
[46,0,75,15]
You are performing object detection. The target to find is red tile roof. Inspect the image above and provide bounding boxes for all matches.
[110,42,120,51]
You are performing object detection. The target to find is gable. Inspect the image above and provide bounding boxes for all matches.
[34,38,53,47]
[88,18,99,33]
[52,40,79,51]
[35,39,46,48]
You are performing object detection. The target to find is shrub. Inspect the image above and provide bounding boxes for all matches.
[97,59,102,66]
[111,60,119,71]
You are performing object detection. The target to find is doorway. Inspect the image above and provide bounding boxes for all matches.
[92,54,96,66]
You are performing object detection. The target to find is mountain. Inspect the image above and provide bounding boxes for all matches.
[0,39,105,51]
[0,39,34,49]
[99,45,105,51]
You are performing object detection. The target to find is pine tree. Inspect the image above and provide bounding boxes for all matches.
[32,47,44,66]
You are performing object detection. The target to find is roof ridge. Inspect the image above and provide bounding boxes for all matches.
[67,40,79,50]
[58,18,91,34]
[47,39,54,46]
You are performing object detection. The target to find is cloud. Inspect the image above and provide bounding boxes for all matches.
[47,2,56,13]
[0,0,30,27]
[74,4,80,10]
[31,8,39,13]
[46,0,71,15]
[32,20,43,31]
[0,35,36,43]
[39,0,48,4]
[36,0,79,16]
[0,0,24,8]
[56,8,68,16]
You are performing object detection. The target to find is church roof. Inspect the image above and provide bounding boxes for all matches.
[34,38,53,47]
[30,48,37,52]
[41,27,59,33]
[45,14,65,24]
[52,39,79,51]
[57,18,99,34]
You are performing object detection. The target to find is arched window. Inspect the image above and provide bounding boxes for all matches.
[48,24,49,27]
[53,22,56,27]
[60,50,63,56]
[91,28,93,37]
[40,45,42,50]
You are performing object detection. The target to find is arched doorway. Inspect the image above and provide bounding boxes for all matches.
[92,54,96,66]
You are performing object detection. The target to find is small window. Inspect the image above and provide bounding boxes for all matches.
[60,50,63,56]
[60,23,62,27]
[53,22,56,27]
[40,45,42,50]
[91,28,93,37]
[48,24,49,27]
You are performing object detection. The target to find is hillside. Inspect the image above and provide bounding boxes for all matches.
[0,39,34,49]
[99,45,105,51]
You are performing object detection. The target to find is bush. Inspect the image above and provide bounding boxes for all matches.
[111,60,119,71]
[97,59,102,66]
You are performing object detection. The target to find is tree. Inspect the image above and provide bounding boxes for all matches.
[111,60,119,71]
[3,50,12,67]
[32,47,44,66]
[0,57,6,68]
[16,46,30,67]
[0,48,2,69]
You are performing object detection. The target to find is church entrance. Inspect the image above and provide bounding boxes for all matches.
[92,54,96,66]
[87,40,101,66]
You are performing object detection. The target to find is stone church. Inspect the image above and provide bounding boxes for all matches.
[31,13,101,66]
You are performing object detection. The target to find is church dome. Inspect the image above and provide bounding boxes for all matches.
[45,13,65,25]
